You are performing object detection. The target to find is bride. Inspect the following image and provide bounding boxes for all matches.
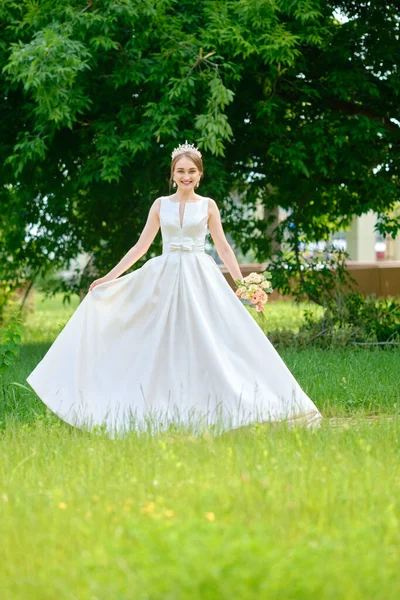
[26,141,323,436]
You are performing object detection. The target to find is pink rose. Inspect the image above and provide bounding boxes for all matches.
[253,289,268,303]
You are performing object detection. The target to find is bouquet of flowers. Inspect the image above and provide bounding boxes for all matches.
[234,270,273,313]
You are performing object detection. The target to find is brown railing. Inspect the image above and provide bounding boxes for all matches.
[220,261,400,299]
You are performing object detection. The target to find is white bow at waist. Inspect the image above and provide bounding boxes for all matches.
[169,240,195,252]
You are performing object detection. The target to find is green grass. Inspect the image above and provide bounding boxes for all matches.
[280,347,400,416]
[1,417,400,599]
[253,299,324,333]
[22,291,81,344]
[1,291,400,598]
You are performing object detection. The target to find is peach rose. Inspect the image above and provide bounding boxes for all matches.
[235,286,247,298]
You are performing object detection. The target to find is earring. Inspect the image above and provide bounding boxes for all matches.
[173,181,177,188]
[196,181,200,188]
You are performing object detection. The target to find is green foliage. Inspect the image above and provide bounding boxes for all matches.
[267,245,356,305]
[3,22,92,132]
[0,311,25,371]
[0,281,15,326]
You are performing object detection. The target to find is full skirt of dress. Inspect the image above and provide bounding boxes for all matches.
[26,251,323,437]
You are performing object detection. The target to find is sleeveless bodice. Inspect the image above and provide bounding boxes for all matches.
[160,196,209,255]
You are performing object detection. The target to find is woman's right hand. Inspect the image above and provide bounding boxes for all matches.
[89,277,109,292]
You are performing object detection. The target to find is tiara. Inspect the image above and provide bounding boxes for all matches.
[171,140,202,161]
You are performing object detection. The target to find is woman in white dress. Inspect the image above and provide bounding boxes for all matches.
[26,142,323,437]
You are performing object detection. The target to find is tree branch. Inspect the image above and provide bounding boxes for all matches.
[326,98,400,136]
[277,83,400,137]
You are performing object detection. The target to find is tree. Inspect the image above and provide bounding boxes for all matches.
[223,0,400,260]
[0,0,398,303]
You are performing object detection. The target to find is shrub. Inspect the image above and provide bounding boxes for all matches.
[267,292,400,349]
[0,311,25,371]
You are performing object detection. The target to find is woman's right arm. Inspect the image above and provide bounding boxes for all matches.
[89,198,161,291]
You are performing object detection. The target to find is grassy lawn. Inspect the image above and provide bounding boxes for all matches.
[1,291,400,598]
[1,416,400,598]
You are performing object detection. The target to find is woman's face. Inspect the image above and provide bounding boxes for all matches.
[173,156,202,192]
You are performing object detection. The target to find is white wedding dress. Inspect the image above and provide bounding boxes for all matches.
[26,196,323,436]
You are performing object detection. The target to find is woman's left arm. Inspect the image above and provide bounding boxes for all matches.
[208,199,243,283]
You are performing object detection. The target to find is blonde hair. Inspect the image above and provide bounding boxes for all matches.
[169,151,203,189]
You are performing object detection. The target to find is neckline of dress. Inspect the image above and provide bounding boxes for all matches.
[167,196,204,204]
